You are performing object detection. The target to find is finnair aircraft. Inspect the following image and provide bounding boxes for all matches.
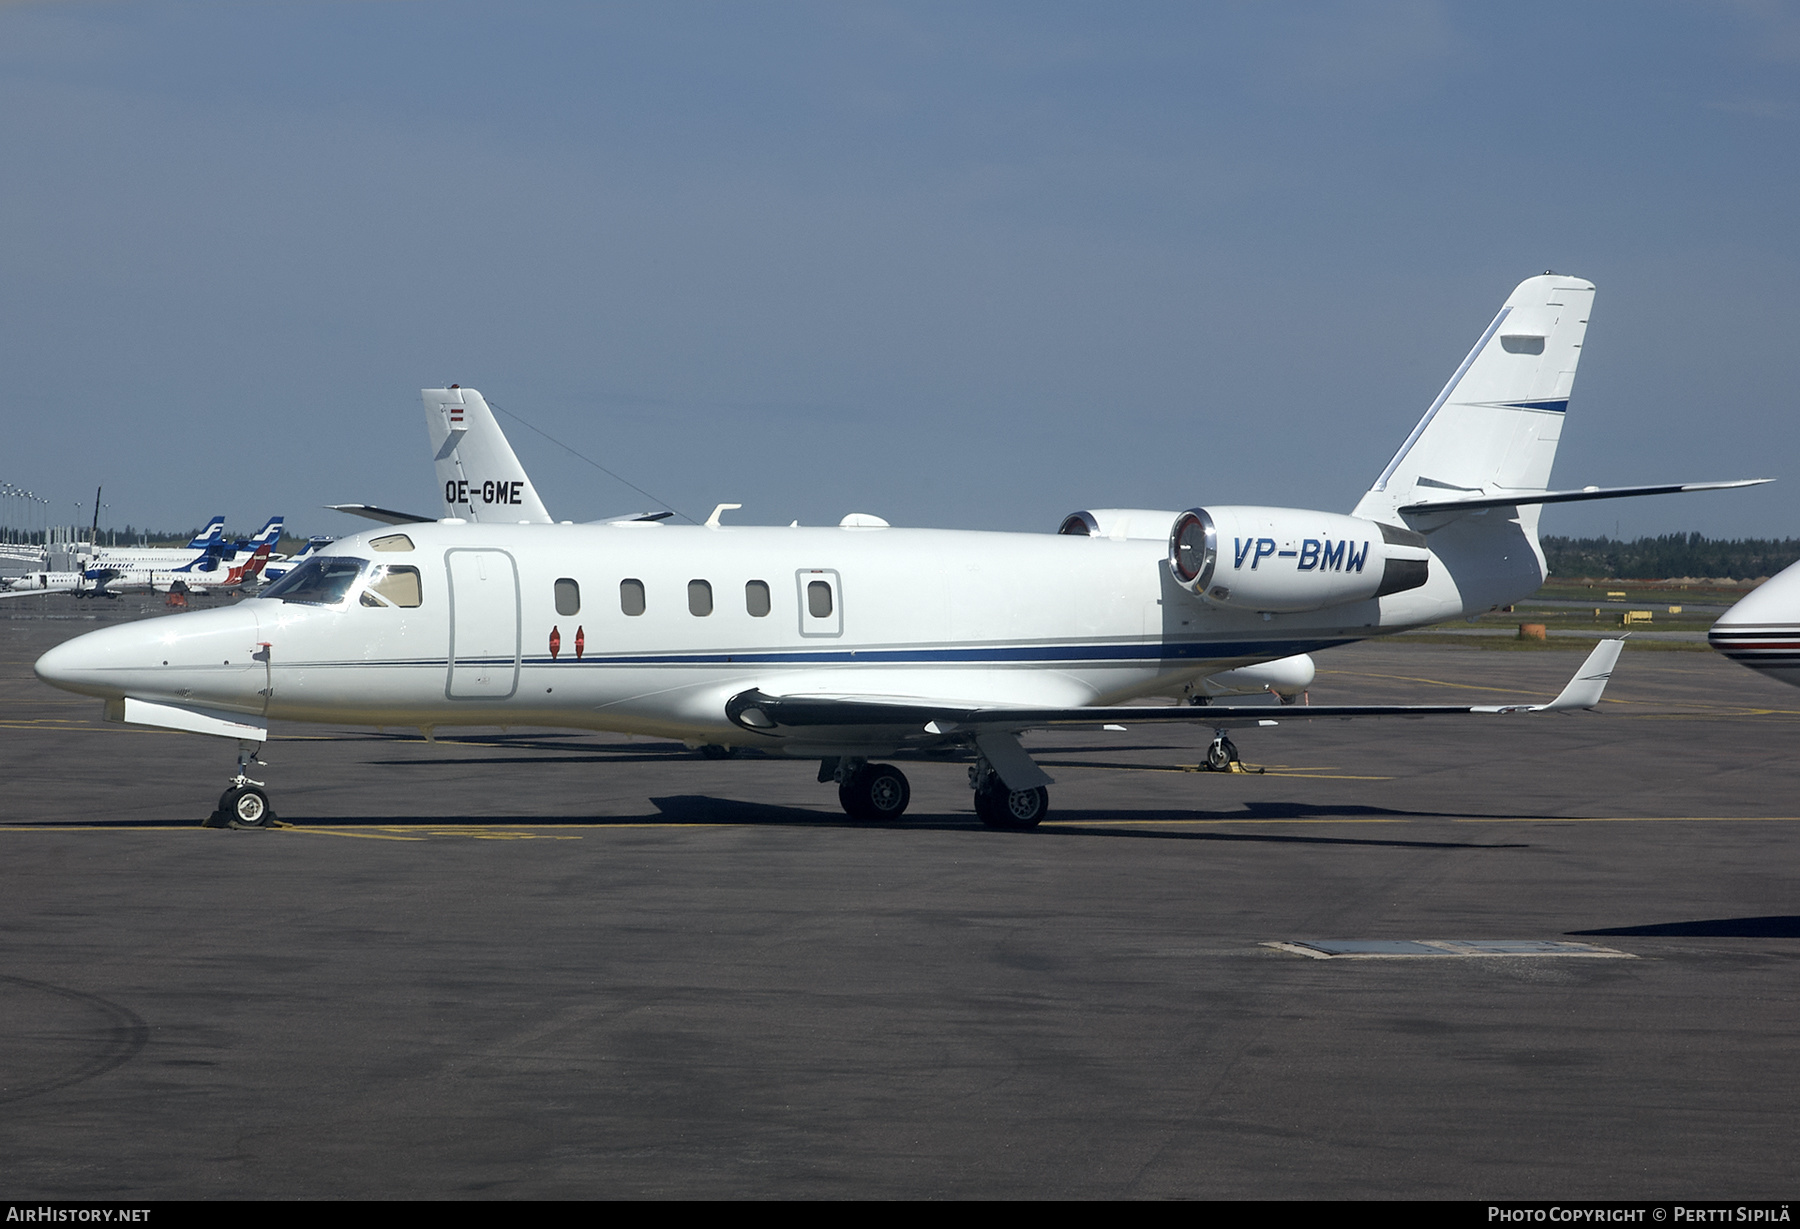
[1708,563,1800,687]
[35,274,1760,829]
[1,518,239,599]
[74,517,231,572]
[86,518,284,596]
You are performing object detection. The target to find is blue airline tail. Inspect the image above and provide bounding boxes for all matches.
[185,517,226,550]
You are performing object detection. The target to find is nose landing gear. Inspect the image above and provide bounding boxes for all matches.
[1204,732,1240,772]
[205,741,276,829]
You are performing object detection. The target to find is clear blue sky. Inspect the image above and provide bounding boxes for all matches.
[2,1,1796,540]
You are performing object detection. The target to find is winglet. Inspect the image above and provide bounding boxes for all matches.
[1540,637,1625,711]
[1471,638,1623,714]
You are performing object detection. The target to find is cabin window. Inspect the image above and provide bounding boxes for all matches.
[369,534,415,553]
[620,578,646,616]
[361,565,423,608]
[555,577,580,616]
[807,579,833,619]
[745,580,771,617]
[688,579,713,617]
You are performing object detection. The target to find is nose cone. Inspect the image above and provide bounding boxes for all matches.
[34,626,137,698]
[1708,561,1800,690]
[35,606,264,706]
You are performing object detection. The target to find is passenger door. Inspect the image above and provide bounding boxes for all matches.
[446,549,521,698]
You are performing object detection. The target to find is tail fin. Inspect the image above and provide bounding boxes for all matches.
[248,517,284,548]
[186,517,226,549]
[226,544,272,586]
[1353,273,1594,526]
[421,388,553,523]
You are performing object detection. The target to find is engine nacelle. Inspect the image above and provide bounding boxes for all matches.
[1168,506,1429,613]
[1058,509,1184,540]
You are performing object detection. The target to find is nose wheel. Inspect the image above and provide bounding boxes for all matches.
[1204,733,1239,772]
[205,741,277,829]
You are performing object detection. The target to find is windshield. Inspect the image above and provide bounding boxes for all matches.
[261,556,368,605]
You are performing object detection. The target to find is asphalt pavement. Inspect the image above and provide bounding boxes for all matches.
[3,602,1797,1199]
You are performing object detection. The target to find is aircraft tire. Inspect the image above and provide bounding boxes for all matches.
[1204,737,1238,772]
[697,744,735,760]
[975,782,1048,830]
[838,763,911,821]
[220,785,275,829]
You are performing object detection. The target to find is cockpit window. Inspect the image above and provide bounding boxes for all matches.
[262,557,368,605]
[362,565,423,608]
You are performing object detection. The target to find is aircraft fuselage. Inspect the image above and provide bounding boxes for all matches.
[36,517,1505,753]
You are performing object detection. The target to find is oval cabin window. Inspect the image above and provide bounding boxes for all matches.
[555,577,580,616]
[620,579,646,616]
[745,580,771,617]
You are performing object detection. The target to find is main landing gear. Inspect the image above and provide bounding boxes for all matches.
[205,741,276,829]
[829,758,913,821]
[969,759,1049,830]
[819,753,1051,829]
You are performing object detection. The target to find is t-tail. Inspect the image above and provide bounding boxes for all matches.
[421,387,553,523]
[1350,273,1594,614]
[1347,273,1764,619]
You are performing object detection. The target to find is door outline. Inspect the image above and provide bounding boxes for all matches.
[446,548,522,699]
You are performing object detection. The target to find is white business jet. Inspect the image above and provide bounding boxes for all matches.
[35,274,1763,829]
[1708,563,1800,688]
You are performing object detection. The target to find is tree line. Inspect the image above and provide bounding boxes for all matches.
[1543,534,1800,581]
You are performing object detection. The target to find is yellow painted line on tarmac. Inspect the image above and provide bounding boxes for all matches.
[277,827,428,842]
[1317,671,1800,719]
[1044,817,1407,827]
[1315,669,1541,697]
[1451,815,1800,824]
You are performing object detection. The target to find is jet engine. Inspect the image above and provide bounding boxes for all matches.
[1168,506,1429,613]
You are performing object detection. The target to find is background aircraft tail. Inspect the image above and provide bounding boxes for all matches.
[421,387,553,523]
[185,517,226,549]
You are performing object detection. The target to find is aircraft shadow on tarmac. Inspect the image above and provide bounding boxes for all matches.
[1,800,1531,846]
[1569,917,1800,938]
[635,796,1526,848]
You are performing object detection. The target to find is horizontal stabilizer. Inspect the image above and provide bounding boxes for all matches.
[325,504,436,525]
[1400,479,1770,515]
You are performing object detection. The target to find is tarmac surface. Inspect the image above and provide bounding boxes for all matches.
[3,600,1799,1199]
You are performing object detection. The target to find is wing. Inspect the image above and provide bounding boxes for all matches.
[726,639,1624,789]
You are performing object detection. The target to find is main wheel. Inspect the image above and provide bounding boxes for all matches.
[219,785,275,828]
[697,744,736,760]
[974,781,1048,830]
[838,763,911,821]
